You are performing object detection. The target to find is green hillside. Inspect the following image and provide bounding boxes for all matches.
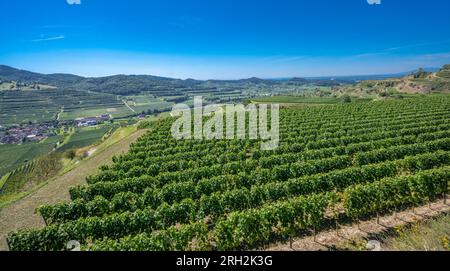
[436,64,450,79]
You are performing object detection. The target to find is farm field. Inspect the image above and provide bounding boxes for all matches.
[6,95,450,251]
[0,88,131,125]
[47,91,133,121]
[59,106,133,121]
[252,96,373,105]
[121,95,174,113]
[57,126,115,153]
[0,90,60,125]
[0,136,62,177]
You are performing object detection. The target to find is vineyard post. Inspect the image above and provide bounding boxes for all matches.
[42,213,48,226]
[335,220,340,237]
[376,182,381,226]
[6,237,11,251]
[444,183,448,205]
[332,202,340,237]
[444,178,449,205]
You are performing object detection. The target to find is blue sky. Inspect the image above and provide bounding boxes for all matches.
[1,0,450,79]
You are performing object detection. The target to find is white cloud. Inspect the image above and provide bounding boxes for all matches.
[351,39,450,59]
[31,35,65,42]
[67,0,81,5]
[367,0,381,5]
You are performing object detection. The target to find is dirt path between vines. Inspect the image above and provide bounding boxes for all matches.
[267,198,450,251]
[0,129,147,251]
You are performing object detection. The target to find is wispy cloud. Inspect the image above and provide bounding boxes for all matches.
[261,55,309,64]
[31,35,65,42]
[367,0,381,5]
[352,51,390,58]
[352,39,450,59]
[67,0,81,5]
[385,39,450,52]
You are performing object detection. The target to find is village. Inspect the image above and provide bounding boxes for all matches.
[0,114,111,145]
[75,114,111,127]
[0,123,55,145]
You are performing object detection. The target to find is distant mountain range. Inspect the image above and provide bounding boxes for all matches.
[0,65,203,95]
[0,65,349,95]
[0,64,445,96]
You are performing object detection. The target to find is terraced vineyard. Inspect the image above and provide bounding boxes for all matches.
[0,88,131,125]
[7,96,450,251]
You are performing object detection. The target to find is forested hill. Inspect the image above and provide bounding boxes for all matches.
[0,65,347,96]
[0,65,83,86]
[0,65,203,95]
[2,64,449,96]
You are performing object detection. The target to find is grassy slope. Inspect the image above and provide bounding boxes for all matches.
[383,214,450,251]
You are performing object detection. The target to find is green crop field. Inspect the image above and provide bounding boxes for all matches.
[0,90,61,125]
[7,95,450,251]
[0,88,133,125]
[59,106,133,121]
[57,126,114,152]
[253,95,375,105]
[122,95,174,113]
[0,153,62,198]
[0,136,62,177]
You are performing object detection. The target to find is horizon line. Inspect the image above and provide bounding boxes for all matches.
[0,64,440,82]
